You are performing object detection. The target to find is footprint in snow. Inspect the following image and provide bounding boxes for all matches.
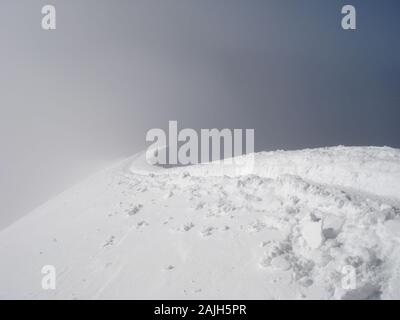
[136,221,149,229]
[127,204,143,216]
[103,235,115,247]
[164,265,175,271]
[200,226,215,237]
[163,217,174,225]
[247,220,266,233]
[194,202,206,210]
[163,191,174,199]
[174,222,195,233]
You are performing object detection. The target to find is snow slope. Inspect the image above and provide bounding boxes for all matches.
[1,146,400,300]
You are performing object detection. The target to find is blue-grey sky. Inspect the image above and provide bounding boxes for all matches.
[0,0,399,228]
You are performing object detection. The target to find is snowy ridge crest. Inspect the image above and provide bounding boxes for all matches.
[1,146,400,299]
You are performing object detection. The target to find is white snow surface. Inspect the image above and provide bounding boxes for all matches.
[1,146,400,300]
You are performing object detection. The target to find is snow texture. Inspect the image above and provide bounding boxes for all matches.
[1,146,400,300]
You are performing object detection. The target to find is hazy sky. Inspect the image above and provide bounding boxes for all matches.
[0,0,399,229]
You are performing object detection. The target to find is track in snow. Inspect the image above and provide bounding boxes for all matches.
[1,147,400,299]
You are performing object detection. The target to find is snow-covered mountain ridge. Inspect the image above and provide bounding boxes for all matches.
[1,146,400,299]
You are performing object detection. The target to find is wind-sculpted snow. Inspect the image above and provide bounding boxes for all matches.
[1,147,400,299]
[136,146,400,199]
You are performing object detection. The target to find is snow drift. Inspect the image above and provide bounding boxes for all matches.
[1,146,400,299]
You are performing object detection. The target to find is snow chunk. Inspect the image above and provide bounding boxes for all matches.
[301,220,324,249]
[271,256,291,271]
